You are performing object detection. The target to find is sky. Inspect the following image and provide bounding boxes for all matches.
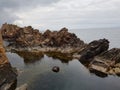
[0,0,120,30]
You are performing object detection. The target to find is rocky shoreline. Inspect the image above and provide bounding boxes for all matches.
[0,31,17,90]
[1,23,120,89]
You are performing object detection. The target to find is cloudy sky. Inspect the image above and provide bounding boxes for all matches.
[0,0,120,30]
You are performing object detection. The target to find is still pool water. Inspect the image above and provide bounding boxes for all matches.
[6,28,120,90]
[6,52,120,90]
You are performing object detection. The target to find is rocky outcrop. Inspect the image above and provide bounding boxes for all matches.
[2,23,120,77]
[80,45,120,76]
[42,28,84,47]
[1,23,85,48]
[0,31,17,90]
[79,39,109,64]
[1,23,42,47]
[90,48,120,76]
[99,48,120,63]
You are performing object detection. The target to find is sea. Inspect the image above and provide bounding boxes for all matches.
[6,28,120,90]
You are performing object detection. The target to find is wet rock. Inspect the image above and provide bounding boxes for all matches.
[52,66,60,72]
[89,69,108,78]
[79,39,109,64]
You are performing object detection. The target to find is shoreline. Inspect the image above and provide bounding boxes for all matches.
[1,23,120,89]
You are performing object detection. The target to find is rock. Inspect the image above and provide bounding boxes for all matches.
[89,59,109,74]
[52,66,60,72]
[1,23,20,41]
[1,24,85,48]
[79,39,109,64]
[0,32,17,90]
[14,50,44,64]
[99,48,120,64]
[15,84,27,90]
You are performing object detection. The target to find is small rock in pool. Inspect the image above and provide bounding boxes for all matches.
[52,66,60,72]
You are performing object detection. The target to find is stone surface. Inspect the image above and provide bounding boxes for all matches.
[15,84,27,90]
[1,23,120,77]
[99,48,120,63]
[1,23,85,48]
[79,39,109,64]
[52,66,60,73]
[0,31,17,90]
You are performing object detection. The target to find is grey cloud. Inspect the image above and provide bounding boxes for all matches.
[0,0,61,25]
[0,0,61,9]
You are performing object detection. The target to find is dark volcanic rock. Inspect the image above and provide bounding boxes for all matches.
[79,39,109,64]
[1,24,85,48]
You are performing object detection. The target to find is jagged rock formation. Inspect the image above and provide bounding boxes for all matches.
[78,39,120,76]
[0,32,17,90]
[79,39,109,64]
[1,23,120,77]
[91,48,120,76]
[99,48,120,63]
[42,28,84,47]
[1,23,85,48]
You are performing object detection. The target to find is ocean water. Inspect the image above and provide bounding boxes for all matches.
[69,28,120,49]
[6,28,120,90]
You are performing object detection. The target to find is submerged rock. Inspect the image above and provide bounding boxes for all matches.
[52,66,60,73]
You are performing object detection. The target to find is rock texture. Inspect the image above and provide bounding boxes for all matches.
[0,31,17,90]
[1,23,85,48]
[1,23,120,77]
[79,39,120,76]
[79,39,109,64]
[92,48,120,75]
[14,50,44,64]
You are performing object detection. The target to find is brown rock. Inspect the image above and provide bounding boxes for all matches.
[0,31,17,90]
[1,24,85,48]
[99,48,120,63]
